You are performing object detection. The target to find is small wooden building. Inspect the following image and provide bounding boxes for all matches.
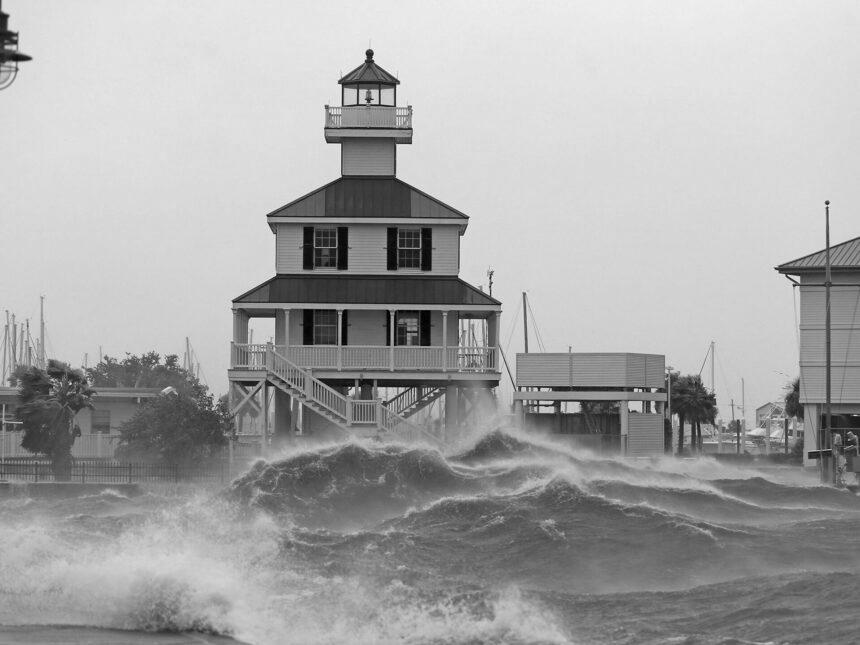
[229,50,502,444]
[514,352,667,456]
[777,236,860,465]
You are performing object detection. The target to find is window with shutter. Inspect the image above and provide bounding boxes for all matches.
[313,310,337,345]
[314,228,337,268]
[397,229,421,268]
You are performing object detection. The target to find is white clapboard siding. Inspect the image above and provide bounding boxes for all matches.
[275,223,460,275]
[627,414,664,456]
[800,328,860,364]
[799,286,860,327]
[799,366,860,404]
[342,139,395,176]
[516,353,665,389]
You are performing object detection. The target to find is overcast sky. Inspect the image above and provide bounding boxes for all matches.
[3,1,860,424]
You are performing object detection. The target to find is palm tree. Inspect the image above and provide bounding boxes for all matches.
[672,374,717,454]
[784,377,803,420]
[14,360,95,481]
[670,373,689,454]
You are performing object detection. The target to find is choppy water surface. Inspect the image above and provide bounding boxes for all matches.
[1,429,859,644]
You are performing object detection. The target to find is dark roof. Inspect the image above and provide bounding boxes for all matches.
[234,275,501,307]
[776,235,860,274]
[266,177,468,220]
[339,49,399,85]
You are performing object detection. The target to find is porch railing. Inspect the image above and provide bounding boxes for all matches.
[231,343,498,373]
[325,105,413,129]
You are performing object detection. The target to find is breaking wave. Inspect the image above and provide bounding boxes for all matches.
[2,427,860,643]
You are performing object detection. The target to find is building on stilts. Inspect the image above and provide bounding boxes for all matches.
[228,49,501,450]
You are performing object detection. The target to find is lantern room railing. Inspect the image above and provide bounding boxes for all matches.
[325,105,412,129]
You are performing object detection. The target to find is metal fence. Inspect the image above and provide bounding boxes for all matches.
[0,459,233,484]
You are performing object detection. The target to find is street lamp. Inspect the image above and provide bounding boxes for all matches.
[0,1,32,91]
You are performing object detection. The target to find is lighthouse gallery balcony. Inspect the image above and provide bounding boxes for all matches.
[324,105,413,143]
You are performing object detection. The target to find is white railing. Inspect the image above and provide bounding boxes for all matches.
[342,346,389,369]
[233,344,499,374]
[231,343,270,369]
[384,386,441,417]
[288,345,338,369]
[325,105,412,129]
[394,346,444,370]
[448,346,496,372]
[351,400,378,425]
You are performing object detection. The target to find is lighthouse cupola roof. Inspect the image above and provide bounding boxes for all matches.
[339,49,399,106]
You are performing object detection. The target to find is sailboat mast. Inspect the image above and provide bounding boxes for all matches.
[39,295,45,368]
[522,292,529,354]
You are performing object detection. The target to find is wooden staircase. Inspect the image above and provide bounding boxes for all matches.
[384,386,446,419]
[263,346,439,445]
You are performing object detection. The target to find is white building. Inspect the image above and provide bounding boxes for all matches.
[777,235,860,465]
[229,50,502,444]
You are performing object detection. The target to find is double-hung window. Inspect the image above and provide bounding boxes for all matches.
[313,310,337,345]
[397,229,421,269]
[314,228,337,268]
[395,312,420,346]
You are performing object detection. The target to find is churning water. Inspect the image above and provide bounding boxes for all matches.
[1,429,859,644]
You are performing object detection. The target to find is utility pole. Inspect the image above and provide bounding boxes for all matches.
[824,200,833,484]
[731,399,739,454]
[741,378,746,454]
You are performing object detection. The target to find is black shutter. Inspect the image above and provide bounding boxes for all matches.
[384,311,391,346]
[303,310,314,345]
[387,227,397,270]
[420,228,432,271]
[337,227,348,270]
[303,227,314,270]
[341,310,348,345]
[420,311,431,346]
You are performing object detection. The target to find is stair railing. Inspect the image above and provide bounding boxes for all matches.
[267,345,432,442]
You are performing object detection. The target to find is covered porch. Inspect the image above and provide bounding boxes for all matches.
[230,275,502,378]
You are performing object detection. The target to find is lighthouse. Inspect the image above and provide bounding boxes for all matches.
[229,50,502,447]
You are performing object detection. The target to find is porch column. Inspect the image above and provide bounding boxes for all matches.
[337,309,343,371]
[441,311,448,372]
[389,310,396,371]
[488,312,499,370]
[445,385,460,435]
[619,402,629,456]
[261,383,269,458]
[232,309,249,344]
[284,308,290,351]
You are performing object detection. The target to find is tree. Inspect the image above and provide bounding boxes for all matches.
[784,377,803,420]
[87,352,207,400]
[117,390,230,468]
[672,374,717,454]
[13,360,95,480]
